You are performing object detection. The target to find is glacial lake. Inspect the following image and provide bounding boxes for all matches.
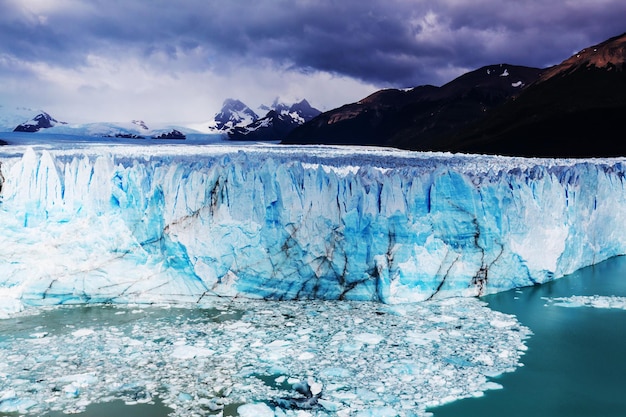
[1,255,625,417]
[432,254,626,417]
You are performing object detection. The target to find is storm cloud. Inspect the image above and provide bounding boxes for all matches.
[1,0,625,122]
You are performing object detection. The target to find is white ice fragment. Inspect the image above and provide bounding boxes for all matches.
[353,333,383,345]
[308,377,323,396]
[489,319,517,328]
[267,339,291,348]
[355,406,398,416]
[339,342,363,352]
[405,329,440,345]
[57,373,98,385]
[474,353,495,366]
[298,352,316,361]
[72,328,95,338]
[171,345,215,359]
[318,398,340,411]
[481,381,504,391]
[237,402,275,417]
[547,295,626,310]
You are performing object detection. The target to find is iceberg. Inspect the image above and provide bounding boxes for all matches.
[1,143,626,313]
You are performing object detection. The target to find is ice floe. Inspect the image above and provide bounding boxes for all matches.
[545,295,626,310]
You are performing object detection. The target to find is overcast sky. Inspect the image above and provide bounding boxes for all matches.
[1,0,625,124]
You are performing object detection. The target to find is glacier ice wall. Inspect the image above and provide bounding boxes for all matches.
[1,145,626,312]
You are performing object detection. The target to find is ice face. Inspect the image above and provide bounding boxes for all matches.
[0,297,530,417]
[1,144,626,313]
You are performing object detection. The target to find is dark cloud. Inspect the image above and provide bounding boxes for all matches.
[2,0,626,91]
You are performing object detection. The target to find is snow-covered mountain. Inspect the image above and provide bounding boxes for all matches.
[192,98,320,140]
[229,99,321,141]
[13,111,66,132]
[0,109,202,140]
[208,98,259,132]
[0,100,319,142]
[0,107,58,132]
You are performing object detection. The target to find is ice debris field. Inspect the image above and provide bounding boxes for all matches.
[0,298,530,417]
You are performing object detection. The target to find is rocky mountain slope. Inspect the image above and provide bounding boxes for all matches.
[285,32,626,158]
[283,65,542,147]
[433,32,626,157]
[13,111,66,132]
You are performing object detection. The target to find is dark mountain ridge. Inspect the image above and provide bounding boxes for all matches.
[13,111,66,132]
[432,32,626,157]
[283,64,543,148]
[284,32,626,158]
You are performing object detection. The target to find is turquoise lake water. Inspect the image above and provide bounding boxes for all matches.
[4,255,626,417]
[432,255,626,417]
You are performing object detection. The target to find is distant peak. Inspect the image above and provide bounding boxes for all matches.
[132,120,149,130]
[539,32,626,82]
[212,99,259,132]
[13,111,65,132]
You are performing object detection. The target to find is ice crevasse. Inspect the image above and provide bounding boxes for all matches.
[1,144,625,314]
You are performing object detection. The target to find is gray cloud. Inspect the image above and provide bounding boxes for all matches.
[3,0,626,84]
[1,0,625,121]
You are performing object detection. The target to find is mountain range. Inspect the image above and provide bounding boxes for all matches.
[5,110,196,140]
[207,98,321,141]
[285,32,626,158]
[2,98,320,143]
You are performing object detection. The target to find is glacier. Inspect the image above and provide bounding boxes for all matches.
[1,143,626,314]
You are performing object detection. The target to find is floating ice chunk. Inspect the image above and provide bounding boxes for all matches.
[320,367,352,378]
[171,345,215,359]
[57,373,98,385]
[237,402,275,417]
[72,328,95,338]
[318,398,340,412]
[481,381,504,391]
[489,319,517,328]
[355,406,398,417]
[406,329,441,345]
[474,353,495,367]
[307,377,323,396]
[339,341,363,352]
[548,295,626,310]
[297,351,315,361]
[0,390,37,414]
[353,333,383,345]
